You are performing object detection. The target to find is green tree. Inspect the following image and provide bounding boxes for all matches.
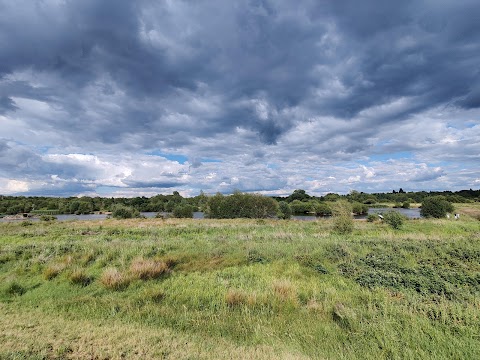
[172,204,194,218]
[111,204,139,219]
[290,200,314,214]
[420,196,454,218]
[205,192,278,219]
[277,201,292,219]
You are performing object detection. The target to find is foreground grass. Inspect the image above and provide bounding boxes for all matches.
[1,216,479,359]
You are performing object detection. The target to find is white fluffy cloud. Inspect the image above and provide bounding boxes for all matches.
[0,0,479,196]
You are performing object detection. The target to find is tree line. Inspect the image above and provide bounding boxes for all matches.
[0,188,477,218]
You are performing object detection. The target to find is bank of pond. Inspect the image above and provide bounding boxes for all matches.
[0,207,422,222]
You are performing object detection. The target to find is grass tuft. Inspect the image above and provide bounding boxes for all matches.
[4,281,26,296]
[272,279,297,302]
[225,289,248,307]
[100,268,130,290]
[43,263,66,280]
[129,258,169,280]
[68,268,92,286]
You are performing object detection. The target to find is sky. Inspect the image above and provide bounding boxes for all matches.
[0,0,479,198]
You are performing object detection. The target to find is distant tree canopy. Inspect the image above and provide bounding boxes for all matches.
[0,188,478,217]
[205,192,278,219]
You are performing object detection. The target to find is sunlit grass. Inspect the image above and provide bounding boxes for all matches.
[1,216,479,359]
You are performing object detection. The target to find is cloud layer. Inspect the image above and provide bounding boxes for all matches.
[1,0,479,196]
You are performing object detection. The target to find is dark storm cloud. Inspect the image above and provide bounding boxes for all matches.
[0,96,18,114]
[2,0,479,146]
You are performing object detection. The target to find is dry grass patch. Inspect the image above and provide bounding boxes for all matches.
[68,268,92,286]
[43,263,66,280]
[100,267,130,290]
[225,288,249,307]
[129,258,169,280]
[272,279,297,302]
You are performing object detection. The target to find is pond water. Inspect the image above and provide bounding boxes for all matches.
[1,208,420,222]
[293,207,421,221]
[0,212,206,222]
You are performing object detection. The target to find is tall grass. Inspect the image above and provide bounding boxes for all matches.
[1,216,479,359]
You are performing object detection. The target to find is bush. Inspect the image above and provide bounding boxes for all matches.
[277,201,292,219]
[332,200,353,234]
[40,215,57,222]
[111,204,139,219]
[206,191,278,219]
[382,211,406,229]
[420,196,455,218]
[289,200,314,214]
[313,202,333,216]
[352,202,368,215]
[172,204,194,218]
[402,202,410,209]
[367,214,377,222]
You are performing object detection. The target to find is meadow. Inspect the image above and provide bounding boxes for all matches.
[1,208,479,359]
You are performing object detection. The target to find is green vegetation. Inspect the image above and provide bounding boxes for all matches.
[172,204,194,218]
[111,204,140,219]
[1,188,478,220]
[0,215,479,359]
[421,196,455,218]
[277,201,292,219]
[205,191,278,219]
[332,200,354,234]
[382,210,406,229]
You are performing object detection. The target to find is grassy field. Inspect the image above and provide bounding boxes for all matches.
[1,211,479,359]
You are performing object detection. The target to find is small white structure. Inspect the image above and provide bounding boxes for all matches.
[378,214,384,220]
[454,213,460,220]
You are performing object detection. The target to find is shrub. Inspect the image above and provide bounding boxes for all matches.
[332,200,354,234]
[172,204,194,218]
[420,196,455,218]
[382,211,406,229]
[367,214,377,222]
[111,204,139,219]
[205,191,278,219]
[100,268,130,290]
[402,202,410,209]
[129,258,169,280]
[352,202,368,215]
[289,200,314,214]
[40,215,57,222]
[313,202,333,216]
[277,201,292,219]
